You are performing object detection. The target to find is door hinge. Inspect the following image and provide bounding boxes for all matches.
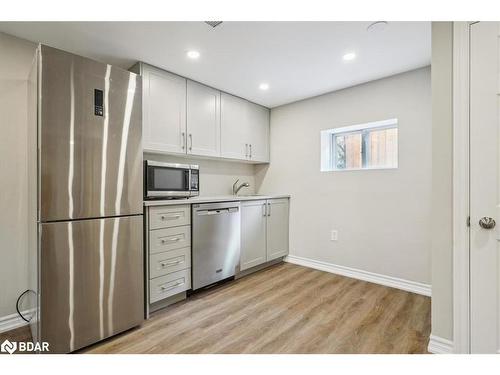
[467,216,470,227]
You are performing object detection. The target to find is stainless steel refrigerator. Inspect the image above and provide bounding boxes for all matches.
[27,45,144,353]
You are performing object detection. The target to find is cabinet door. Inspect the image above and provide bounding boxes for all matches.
[220,93,250,160]
[187,80,221,157]
[266,198,289,261]
[240,200,267,271]
[143,65,187,154]
[248,103,270,162]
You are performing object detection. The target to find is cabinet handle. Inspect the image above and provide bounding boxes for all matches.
[263,203,267,217]
[181,132,186,150]
[189,134,193,151]
[267,203,271,216]
[160,259,183,268]
[161,237,181,244]
[249,144,252,159]
[160,214,181,220]
[245,143,248,158]
[160,281,184,292]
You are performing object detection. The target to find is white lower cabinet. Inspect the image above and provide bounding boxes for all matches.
[147,204,192,310]
[149,225,191,255]
[146,198,288,314]
[149,269,191,303]
[266,198,290,260]
[240,200,267,271]
[150,247,191,279]
[240,198,289,271]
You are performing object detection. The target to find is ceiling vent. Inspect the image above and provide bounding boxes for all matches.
[205,21,223,28]
[367,21,388,33]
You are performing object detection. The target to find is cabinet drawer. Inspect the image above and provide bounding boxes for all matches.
[150,269,191,303]
[149,205,190,230]
[150,225,191,255]
[150,247,191,279]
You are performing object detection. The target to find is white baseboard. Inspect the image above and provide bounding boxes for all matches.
[0,311,29,334]
[284,255,432,297]
[428,334,454,354]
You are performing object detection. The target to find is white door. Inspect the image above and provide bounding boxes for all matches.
[240,200,267,271]
[469,21,500,354]
[143,66,187,154]
[186,80,221,157]
[248,103,270,162]
[220,93,250,160]
[266,198,289,261]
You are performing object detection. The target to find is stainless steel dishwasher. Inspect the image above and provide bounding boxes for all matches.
[192,201,241,290]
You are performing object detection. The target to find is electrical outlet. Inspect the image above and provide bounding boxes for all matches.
[330,230,338,241]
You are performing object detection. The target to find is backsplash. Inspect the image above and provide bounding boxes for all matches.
[144,153,256,196]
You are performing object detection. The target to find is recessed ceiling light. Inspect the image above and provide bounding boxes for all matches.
[259,83,269,91]
[187,50,200,59]
[342,52,356,61]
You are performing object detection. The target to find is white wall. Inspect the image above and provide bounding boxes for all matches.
[430,22,453,342]
[0,32,36,320]
[256,67,432,285]
[144,153,256,196]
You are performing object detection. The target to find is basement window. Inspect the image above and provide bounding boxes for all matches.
[320,118,398,171]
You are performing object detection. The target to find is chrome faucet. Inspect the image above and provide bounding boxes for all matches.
[232,179,250,195]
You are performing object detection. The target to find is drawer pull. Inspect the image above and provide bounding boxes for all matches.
[160,260,184,268]
[160,281,184,292]
[160,214,182,220]
[161,237,181,244]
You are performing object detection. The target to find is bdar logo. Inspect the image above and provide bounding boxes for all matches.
[0,339,49,354]
[1,339,17,354]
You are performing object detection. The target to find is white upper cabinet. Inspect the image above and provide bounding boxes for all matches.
[220,93,250,160]
[137,63,269,163]
[247,102,270,162]
[142,64,187,154]
[186,80,221,157]
[220,93,270,162]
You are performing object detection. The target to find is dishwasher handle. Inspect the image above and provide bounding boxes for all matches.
[196,207,239,216]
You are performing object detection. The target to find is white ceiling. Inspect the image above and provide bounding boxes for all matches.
[0,21,430,108]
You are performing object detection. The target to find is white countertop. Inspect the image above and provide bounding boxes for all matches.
[144,194,290,207]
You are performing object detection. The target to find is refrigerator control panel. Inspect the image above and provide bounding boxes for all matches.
[94,89,103,116]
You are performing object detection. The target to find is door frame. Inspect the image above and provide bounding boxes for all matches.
[452,21,473,354]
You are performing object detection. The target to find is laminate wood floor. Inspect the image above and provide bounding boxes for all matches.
[82,262,430,354]
[0,325,32,354]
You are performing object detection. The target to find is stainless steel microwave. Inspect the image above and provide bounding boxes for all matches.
[144,160,199,199]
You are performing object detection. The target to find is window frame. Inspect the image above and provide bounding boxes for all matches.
[321,118,399,172]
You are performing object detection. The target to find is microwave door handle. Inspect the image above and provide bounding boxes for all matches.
[186,170,191,192]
